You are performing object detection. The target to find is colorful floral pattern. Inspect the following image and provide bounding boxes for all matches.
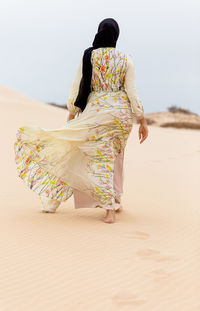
[14,127,73,202]
[14,47,143,209]
[91,47,127,93]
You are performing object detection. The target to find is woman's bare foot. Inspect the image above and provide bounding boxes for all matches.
[115,205,123,213]
[102,209,115,223]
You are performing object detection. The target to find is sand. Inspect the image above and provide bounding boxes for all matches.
[0,85,200,311]
[145,111,200,129]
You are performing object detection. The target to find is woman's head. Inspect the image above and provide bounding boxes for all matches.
[92,18,120,48]
[74,18,120,112]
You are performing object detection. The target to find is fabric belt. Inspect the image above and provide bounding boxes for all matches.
[90,89,126,94]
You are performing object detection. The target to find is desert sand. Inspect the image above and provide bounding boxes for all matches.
[0,85,200,311]
[145,111,200,129]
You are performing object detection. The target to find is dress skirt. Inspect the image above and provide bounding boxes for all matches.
[73,149,124,209]
[14,90,134,210]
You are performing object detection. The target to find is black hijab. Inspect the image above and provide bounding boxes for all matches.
[73,18,120,113]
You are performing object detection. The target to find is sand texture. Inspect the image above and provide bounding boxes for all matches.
[145,111,200,129]
[0,85,200,311]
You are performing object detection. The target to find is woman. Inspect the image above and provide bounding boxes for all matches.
[14,18,148,224]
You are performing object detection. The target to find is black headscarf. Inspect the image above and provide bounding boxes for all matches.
[73,18,120,112]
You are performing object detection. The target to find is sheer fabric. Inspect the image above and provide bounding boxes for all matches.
[14,47,144,210]
[67,50,144,121]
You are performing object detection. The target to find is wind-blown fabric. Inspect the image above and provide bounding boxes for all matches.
[14,47,144,210]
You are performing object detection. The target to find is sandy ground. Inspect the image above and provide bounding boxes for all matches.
[0,85,200,311]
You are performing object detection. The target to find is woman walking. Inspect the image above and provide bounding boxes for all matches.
[14,18,148,224]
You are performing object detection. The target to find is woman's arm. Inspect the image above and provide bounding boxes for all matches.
[124,54,148,143]
[66,59,83,120]
[124,54,145,121]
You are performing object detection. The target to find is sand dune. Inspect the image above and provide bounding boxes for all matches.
[0,85,200,311]
[145,111,200,129]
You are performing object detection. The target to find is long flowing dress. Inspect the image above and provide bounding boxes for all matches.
[14,47,144,211]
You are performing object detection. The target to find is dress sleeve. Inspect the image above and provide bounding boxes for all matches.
[124,54,145,121]
[67,59,82,115]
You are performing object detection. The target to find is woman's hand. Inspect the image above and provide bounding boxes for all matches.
[138,117,148,144]
[66,112,75,122]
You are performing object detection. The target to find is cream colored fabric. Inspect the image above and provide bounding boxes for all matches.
[67,53,144,121]
[124,55,144,120]
[67,60,82,115]
[14,47,144,210]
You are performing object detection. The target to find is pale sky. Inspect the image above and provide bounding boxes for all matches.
[0,0,199,114]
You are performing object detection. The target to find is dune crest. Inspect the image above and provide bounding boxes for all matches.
[145,111,200,129]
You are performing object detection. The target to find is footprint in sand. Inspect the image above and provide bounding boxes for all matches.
[122,231,150,240]
[136,248,179,262]
[111,293,146,309]
[137,249,160,256]
[153,255,178,262]
[151,269,171,282]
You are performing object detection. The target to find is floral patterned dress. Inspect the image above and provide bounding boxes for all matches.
[14,47,144,210]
